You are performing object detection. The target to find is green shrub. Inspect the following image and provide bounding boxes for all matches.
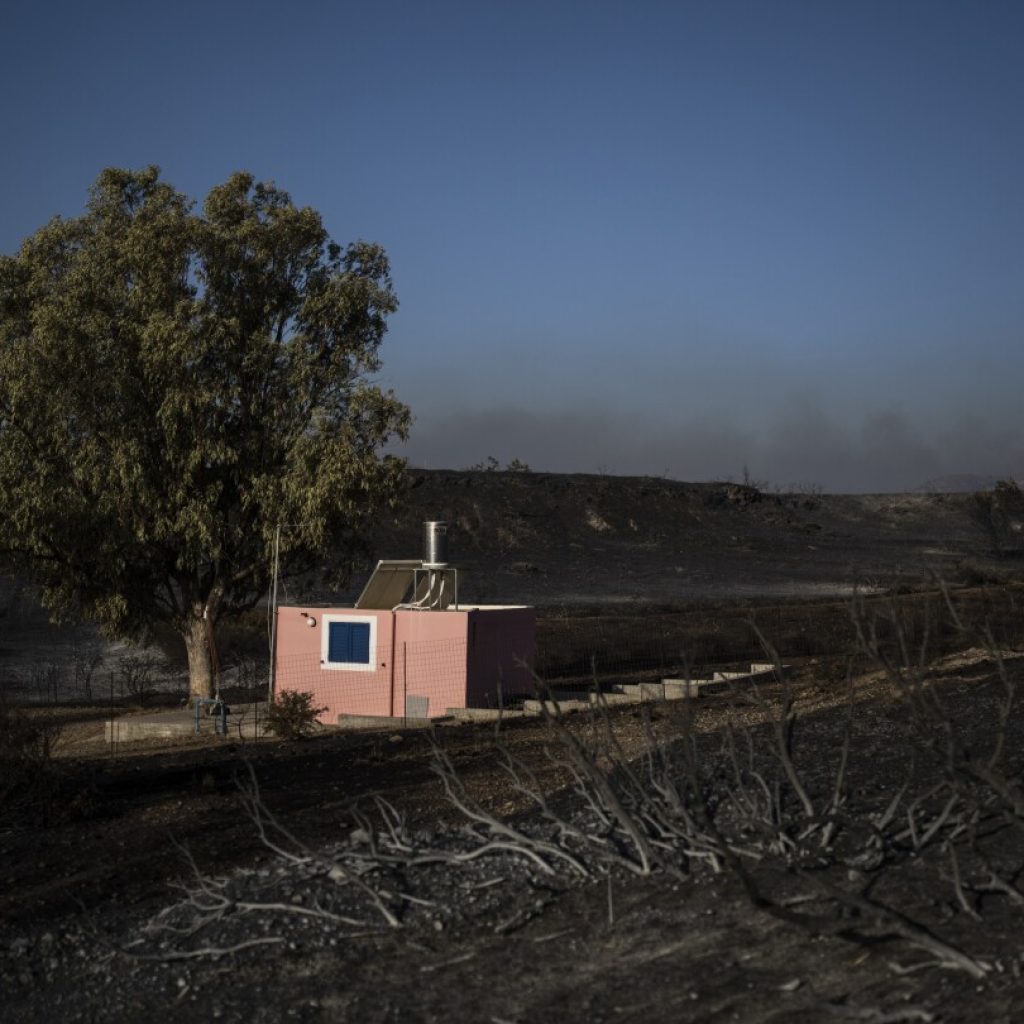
[265,690,327,740]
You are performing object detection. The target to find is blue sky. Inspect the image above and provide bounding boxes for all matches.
[2,0,1022,490]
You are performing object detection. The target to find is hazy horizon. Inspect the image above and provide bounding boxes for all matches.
[2,1,1022,492]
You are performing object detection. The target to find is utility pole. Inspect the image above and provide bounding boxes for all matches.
[268,524,281,702]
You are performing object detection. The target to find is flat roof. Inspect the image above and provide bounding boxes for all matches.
[453,604,531,611]
[278,603,531,612]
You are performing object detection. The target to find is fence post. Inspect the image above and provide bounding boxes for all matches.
[108,671,115,758]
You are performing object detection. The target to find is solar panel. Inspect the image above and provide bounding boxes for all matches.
[354,560,458,610]
[354,560,421,609]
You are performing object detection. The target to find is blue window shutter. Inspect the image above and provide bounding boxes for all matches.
[349,623,371,663]
[328,621,372,665]
[328,622,349,663]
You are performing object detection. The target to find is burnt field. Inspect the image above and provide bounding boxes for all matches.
[3,584,1024,1023]
[3,473,1024,1021]
[4,468,1024,698]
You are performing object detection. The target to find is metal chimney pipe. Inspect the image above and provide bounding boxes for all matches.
[423,521,449,568]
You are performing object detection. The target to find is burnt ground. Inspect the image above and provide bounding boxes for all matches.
[3,644,1024,1023]
[4,468,1019,700]
[372,471,1022,605]
[3,473,1024,1021]
[3,470,1023,690]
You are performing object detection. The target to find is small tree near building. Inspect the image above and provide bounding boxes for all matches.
[0,167,409,699]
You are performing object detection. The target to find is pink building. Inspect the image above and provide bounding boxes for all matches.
[273,526,535,724]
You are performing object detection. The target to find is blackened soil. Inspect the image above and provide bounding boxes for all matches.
[364,470,1015,606]
[3,649,1024,1022]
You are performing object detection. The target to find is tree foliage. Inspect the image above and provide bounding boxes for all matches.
[0,167,409,697]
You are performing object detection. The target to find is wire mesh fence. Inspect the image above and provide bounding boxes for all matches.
[275,632,537,723]
[5,584,1022,718]
[535,584,1024,684]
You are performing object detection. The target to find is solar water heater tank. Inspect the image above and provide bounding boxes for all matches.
[423,520,449,568]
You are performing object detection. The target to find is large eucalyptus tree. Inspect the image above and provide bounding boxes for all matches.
[0,167,409,698]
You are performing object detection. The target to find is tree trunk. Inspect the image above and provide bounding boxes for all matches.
[183,611,215,700]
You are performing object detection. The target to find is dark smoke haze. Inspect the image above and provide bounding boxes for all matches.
[399,403,1024,493]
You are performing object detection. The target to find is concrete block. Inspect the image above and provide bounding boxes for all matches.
[618,683,666,700]
[750,662,789,678]
[522,698,589,716]
[335,714,436,731]
[105,712,195,742]
[661,678,730,698]
[104,704,271,742]
[707,665,789,687]
[661,679,701,699]
[447,707,521,723]
[588,692,636,706]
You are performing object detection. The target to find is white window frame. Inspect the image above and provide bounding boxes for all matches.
[321,614,378,672]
